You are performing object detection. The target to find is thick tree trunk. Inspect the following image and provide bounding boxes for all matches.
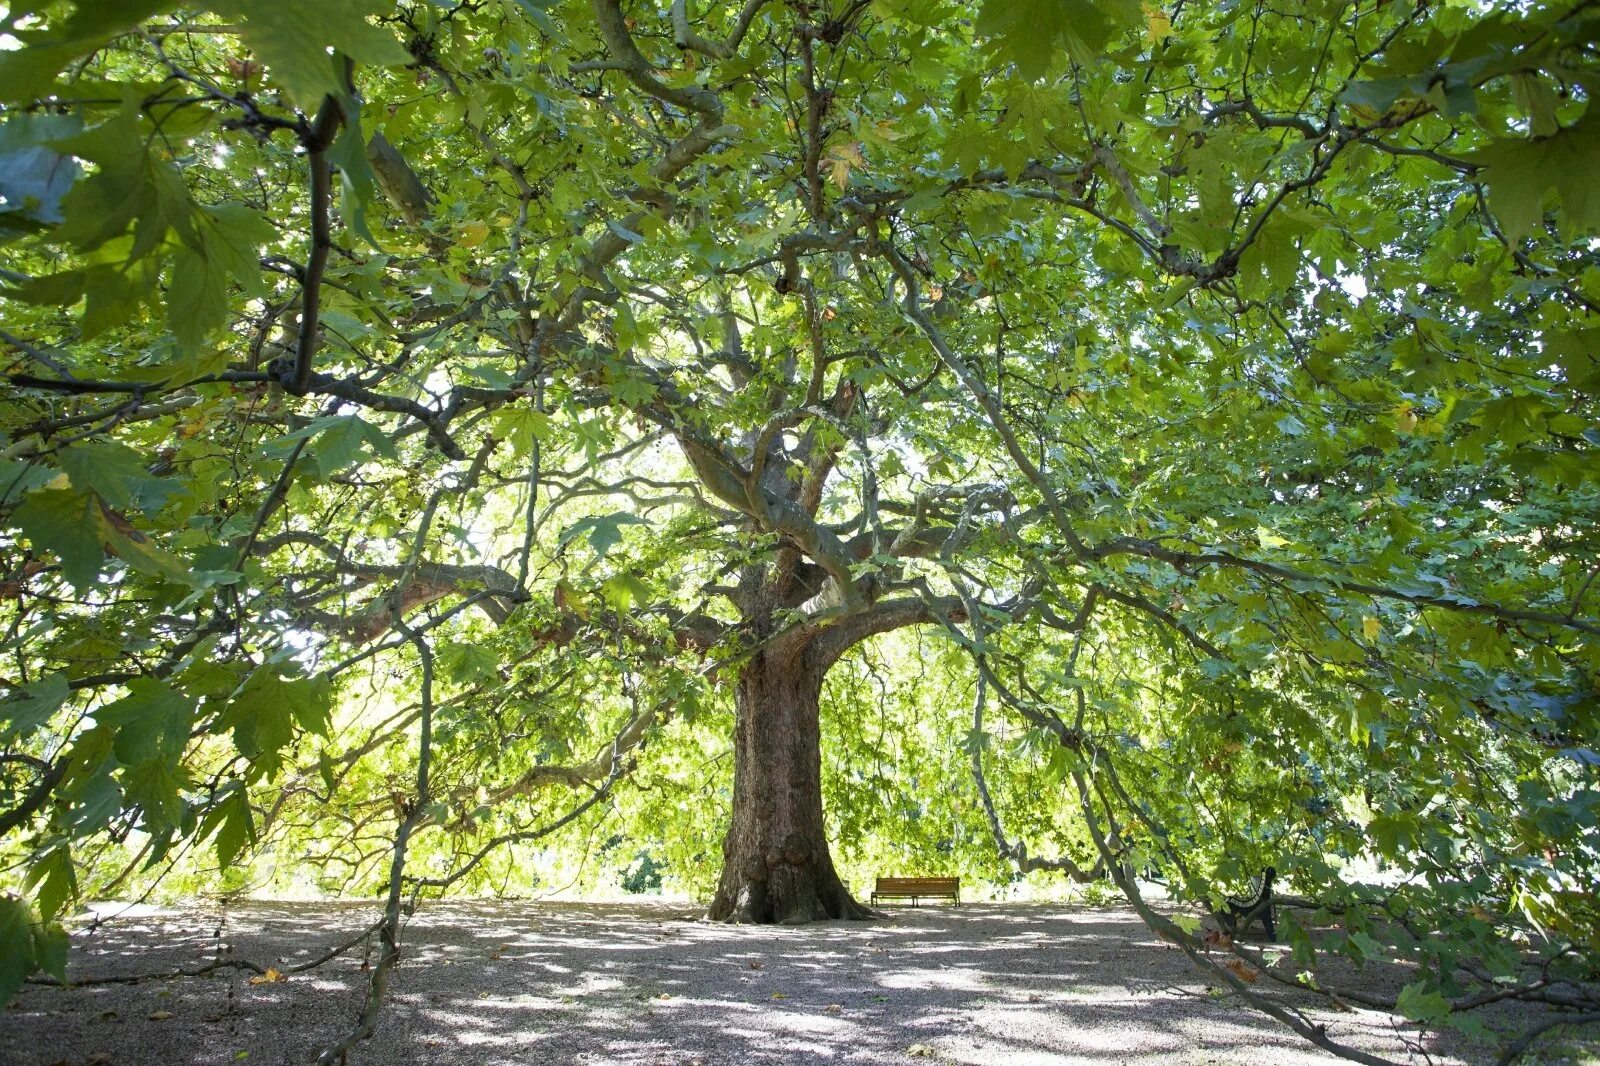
[707,645,873,923]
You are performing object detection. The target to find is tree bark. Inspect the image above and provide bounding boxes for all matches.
[707,642,873,923]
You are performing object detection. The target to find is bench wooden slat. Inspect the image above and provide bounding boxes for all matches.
[871,876,960,906]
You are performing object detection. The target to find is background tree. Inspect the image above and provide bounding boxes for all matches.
[1,0,1597,1060]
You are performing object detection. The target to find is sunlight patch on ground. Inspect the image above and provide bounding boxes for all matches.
[1,901,1564,1066]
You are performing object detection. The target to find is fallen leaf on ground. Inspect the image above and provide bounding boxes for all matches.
[87,1055,113,1065]
[1223,957,1259,983]
[825,1003,842,1014]
[747,961,763,970]
[147,1010,175,1020]
[907,1045,934,1058]
[770,991,787,999]
[247,967,286,985]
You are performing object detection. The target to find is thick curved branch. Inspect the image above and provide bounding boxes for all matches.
[0,757,67,836]
[288,88,348,396]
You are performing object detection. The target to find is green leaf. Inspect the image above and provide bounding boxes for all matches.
[1472,111,1600,242]
[52,105,187,256]
[0,114,82,232]
[1511,73,1561,139]
[1473,393,1549,447]
[0,895,34,1005]
[0,3,173,103]
[607,220,646,244]
[1347,930,1386,964]
[198,203,274,296]
[1,673,70,745]
[559,512,650,558]
[0,457,58,507]
[1340,77,1416,115]
[97,500,195,586]
[438,642,500,684]
[975,0,1138,78]
[493,406,553,458]
[120,757,186,831]
[57,440,174,513]
[205,791,257,868]
[327,109,383,250]
[510,0,562,39]
[217,666,332,775]
[205,0,413,108]
[1395,980,1451,1024]
[601,572,652,612]
[24,847,77,923]
[97,679,194,766]
[10,487,104,589]
[29,921,69,983]
[272,414,398,479]
[168,245,229,352]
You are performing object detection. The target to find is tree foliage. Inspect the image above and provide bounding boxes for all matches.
[1,0,1598,1057]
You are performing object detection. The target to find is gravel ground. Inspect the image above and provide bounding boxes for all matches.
[1,900,1593,1066]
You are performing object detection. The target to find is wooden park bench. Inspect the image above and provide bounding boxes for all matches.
[871,876,960,907]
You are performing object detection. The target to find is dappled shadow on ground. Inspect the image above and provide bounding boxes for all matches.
[0,900,1553,1065]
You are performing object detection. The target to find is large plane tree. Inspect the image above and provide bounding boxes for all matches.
[1,0,1597,1060]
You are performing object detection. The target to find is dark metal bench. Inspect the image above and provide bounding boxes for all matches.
[1218,866,1276,939]
[871,876,960,907]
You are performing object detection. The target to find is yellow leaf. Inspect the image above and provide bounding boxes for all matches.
[555,579,590,621]
[1145,5,1173,41]
[247,967,287,985]
[1256,527,1289,550]
[1395,405,1418,433]
[826,142,867,190]
[1347,102,1382,124]
[457,220,490,248]
[1362,616,1381,642]
[869,119,905,142]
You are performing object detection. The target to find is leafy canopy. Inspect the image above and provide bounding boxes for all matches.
[0,0,1597,1049]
